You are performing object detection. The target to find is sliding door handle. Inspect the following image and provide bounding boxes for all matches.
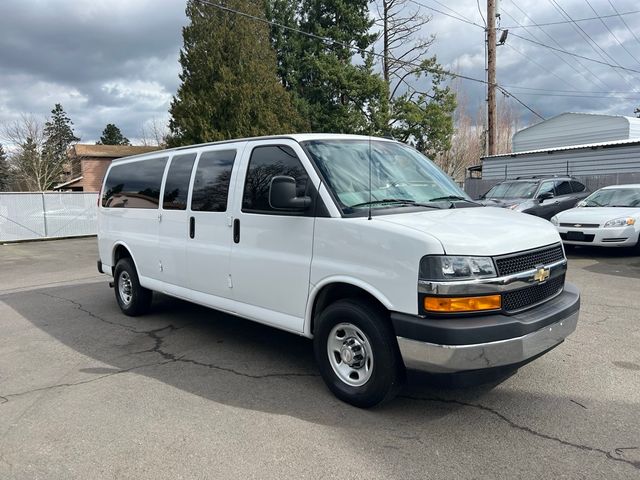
[233,219,240,243]
[189,216,195,239]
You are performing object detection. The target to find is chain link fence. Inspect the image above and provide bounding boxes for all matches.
[0,192,98,242]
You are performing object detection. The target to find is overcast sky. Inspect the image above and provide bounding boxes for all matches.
[1,0,639,144]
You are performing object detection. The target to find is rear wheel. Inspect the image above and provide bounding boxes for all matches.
[313,299,404,408]
[114,258,152,316]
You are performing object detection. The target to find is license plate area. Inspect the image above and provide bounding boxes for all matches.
[566,231,586,241]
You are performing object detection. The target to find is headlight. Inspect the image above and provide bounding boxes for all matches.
[420,256,497,281]
[603,217,636,228]
[550,216,558,226]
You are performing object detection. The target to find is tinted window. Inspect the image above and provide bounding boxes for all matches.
[555,180,572,196]
[484,181,538,199]
[570,181,585,192]
[537,181,555,197]
[191,150,236,212]
[102,157,168,208]
[242,145,308,213]
[163,153,196,210]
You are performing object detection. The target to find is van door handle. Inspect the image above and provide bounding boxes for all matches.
[189,216,195,239]
[233,219,240,243]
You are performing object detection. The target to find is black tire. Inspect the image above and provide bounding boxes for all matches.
[114,258,152,316]
[313,299,405,408]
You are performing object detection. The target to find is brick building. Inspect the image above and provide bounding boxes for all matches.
[54,144,161,192]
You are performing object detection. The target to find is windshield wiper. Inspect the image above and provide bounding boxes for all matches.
[428,195,472,202]
[350,198,439,209]
[427,195,482,206]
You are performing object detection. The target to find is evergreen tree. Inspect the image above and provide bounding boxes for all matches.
[268,0,388,134]
[0,143,11,191]
[168,0,306,147]
[41,104,79,189]
[98,123,131,145]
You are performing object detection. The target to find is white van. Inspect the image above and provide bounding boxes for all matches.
[97,134,579,407]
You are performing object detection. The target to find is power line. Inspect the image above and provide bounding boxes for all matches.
[507,0,612,91]
[500,5,603,91]
[503,91,640,101]
[547,0,638,89]
[500,84,640,95]
[504,43,577,90]
[406,0,483,28]
[502,9,640,29]
[606,0,640,50]
[508,31,640,75]
[192,0,545,120]
[584,0,640,67]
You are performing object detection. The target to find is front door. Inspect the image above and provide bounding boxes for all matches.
[229,141,317,332]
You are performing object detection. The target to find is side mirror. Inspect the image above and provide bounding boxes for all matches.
[269,176,311,211]
[537,191,553,202]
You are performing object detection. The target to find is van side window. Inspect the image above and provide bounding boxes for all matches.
[570,181,585,192]
[191,150,237,212]
[554,180,572,196]
[102,157,168,208]
[163,153,196,210]
[242,145,308,213]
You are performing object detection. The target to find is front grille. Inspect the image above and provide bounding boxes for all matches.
[494,244,565,277]
[560,222,599,228]
[502,275,565,312]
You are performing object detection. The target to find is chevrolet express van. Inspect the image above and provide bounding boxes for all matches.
[97,134,580,407]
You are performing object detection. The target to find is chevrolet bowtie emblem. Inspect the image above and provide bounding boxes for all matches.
[534,267,550,283]
[573,224,582,228]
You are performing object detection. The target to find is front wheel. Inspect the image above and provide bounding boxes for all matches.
[114,258,152,316]
[313,299,404,408]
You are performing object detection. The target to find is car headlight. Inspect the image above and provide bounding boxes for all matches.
[550,215,558,226]
[420,256,497,281]
[603,217,636,228]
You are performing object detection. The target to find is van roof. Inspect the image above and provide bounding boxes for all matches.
[111,133,398,163]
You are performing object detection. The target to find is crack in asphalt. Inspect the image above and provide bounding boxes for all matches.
[38,291,141,333]
[32,292,318,384]
[400,394,640,471]
[135,324,318,379]
[0,359,176,401]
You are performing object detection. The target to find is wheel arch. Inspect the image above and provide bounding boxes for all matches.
[111,242,139,276]
[304,277,393,337]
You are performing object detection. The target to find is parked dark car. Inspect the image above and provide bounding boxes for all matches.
[479,176,590,220]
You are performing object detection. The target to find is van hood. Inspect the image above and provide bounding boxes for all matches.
[376,207,560,256]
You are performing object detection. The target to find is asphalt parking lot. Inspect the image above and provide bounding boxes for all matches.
[0,238,638,479]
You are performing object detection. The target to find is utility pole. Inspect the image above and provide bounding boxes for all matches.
[487,0,497,156]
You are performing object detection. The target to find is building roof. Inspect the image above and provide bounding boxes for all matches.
[483,138,640,160]
[53,176,84,190]
[70,144,161,158]
[512,112,640,153]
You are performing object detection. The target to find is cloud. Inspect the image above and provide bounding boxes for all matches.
[0,0,185,142]
[1,0,640,144]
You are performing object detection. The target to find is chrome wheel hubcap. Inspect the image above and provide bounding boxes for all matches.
[118,271,133,305]
[327,323,374,387]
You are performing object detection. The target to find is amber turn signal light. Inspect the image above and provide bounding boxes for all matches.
[424,294,501,313]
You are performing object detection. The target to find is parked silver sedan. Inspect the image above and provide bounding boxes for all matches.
[551,184,640,250]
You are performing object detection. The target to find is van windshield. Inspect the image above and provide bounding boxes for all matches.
[302,139,470,211]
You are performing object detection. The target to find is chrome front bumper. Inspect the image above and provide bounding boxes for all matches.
[397,310,578,373]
